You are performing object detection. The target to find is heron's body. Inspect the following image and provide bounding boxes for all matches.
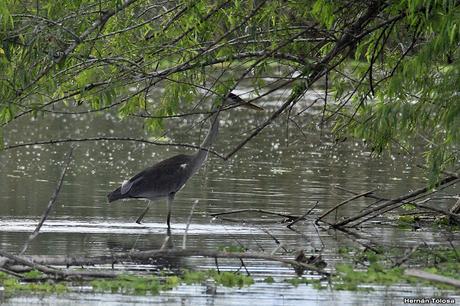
[107,93,260,231]
[108,154,196,202]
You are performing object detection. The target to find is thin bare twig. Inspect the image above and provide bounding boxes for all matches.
[3,136,225,159]
[333,175,459,227]
[182,200,199,249]
[316,190,375,223]
[20,147,74,255]
[287,201,319,228]
[210,208,300,221]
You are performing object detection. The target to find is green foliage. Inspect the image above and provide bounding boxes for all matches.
[1,274,67,294]
[334,263,404,291]
[217,244,247,253]
[23,270,46,279]
[182,270,208,285]
[285,276,310,286]
[91,275,163,295]
[330,0,460,182]
[333,246,460,291]
[263,276,274,283]
[90,269,254,295]
[209,270,254,287]
[0,0,458,181]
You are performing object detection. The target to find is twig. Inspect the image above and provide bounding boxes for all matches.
[239,258,250,276]
[214,257,220,273]
[405,269,460,288]
[261,229,288,254]
[316,190,375,223]
[3,137,225,159]
[392,244,422,267]
[182,200,199,249]
[412,202,460,223]
[333,175,459,227]
[20,147,74,255]
[353,179,460,227]
[287,201,319,228]
[210,208,300,220]
[334,185,387,201]
[331,226,383,253]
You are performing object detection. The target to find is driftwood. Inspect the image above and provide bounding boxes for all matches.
[0,249,331,277]
[287,201,318,228]
[210,208,303,221]
[411,200,460,223]
[405,269,460,288]
[316,190,375,223]
[0,249,117,279]
[333,175,459,227]
[449,197,460,224]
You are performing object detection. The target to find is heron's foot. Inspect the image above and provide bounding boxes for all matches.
[136,204,151,224]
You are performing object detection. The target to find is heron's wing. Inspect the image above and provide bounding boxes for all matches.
[121,154,194,199]
[120,176,143,195]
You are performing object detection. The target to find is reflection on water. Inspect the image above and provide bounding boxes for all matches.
[1,283,450,306]
[0,218,256,235]
[0,89,458,304]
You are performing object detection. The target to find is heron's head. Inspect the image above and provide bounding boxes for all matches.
[223,92,263,111]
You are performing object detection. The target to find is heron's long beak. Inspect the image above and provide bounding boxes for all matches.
[241,101,264,111]
[227,92,264,111]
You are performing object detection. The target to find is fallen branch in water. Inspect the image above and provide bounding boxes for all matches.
[332,175,459,228]
[0,249,117,280]
[316,190,375,223]
[287,201,319,228]
[210,208,304,222]
[0,248,331,276]
[405,269,460,288]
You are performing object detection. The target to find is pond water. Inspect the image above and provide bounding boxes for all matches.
[0,87,458,305]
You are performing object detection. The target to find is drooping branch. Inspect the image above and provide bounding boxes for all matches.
[223,1,387,160]
[2,137,226,159]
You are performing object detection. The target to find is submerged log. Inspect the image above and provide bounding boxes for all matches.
[405,269,460,288]
[0,248,331,277]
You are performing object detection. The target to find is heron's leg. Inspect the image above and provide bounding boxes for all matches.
[166,193,175,233]
[136,201,151,224]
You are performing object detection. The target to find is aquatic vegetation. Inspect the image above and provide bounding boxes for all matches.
[22,270,45,279]
[330,247,460,291]
[0,246,456,297]
[209,271,254,287]
[217,245,247,253]
[263,276,274,284]
[89,270,254,295]
[0,272,67,294]
[90,275,162,295]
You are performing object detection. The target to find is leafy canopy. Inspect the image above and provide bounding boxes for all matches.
[0,0,459,180]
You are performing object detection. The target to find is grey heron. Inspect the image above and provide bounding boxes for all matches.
[107,93,261,232]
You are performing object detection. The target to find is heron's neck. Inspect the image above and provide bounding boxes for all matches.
[193,110,220,167]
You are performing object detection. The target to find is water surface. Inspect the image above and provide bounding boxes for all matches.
[0,88,458,304]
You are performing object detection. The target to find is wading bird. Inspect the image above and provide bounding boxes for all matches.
[107,93,261,233]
